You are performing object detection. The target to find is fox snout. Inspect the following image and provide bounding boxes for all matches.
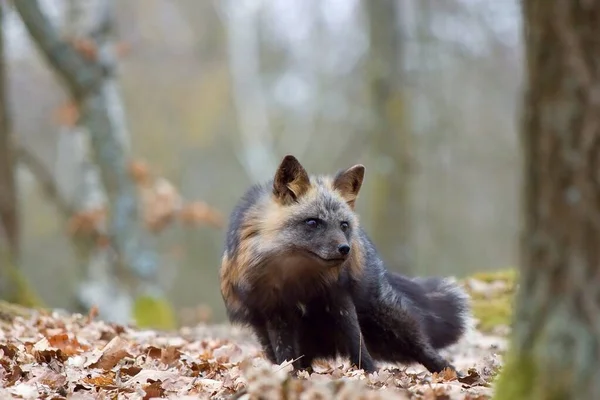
[338,244,351,256]
[328,241,351,260]
[308,240,351,264]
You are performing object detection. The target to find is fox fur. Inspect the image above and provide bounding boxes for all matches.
[219,154,472,374]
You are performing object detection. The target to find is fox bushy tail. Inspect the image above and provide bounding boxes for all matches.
[386,272,473,349]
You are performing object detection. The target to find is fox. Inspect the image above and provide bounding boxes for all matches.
[219,154,472,374]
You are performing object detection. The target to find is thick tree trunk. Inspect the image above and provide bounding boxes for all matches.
[494,1,600,399]
[365,0,412,273]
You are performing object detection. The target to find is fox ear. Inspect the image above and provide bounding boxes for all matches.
[273,155,311,204]
[333,164,365,209]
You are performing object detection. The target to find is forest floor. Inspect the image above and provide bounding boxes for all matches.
[0,273,514,399]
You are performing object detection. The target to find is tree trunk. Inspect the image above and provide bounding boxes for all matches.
[494,1,600,399]
[0,1,18,260]
[365,0,413,273]
[0,3,42,307]
[14,0,172,326]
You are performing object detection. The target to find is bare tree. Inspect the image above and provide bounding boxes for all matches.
[494,1,600,398]
[13,0,164,324]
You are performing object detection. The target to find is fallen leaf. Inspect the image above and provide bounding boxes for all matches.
[146,345,163,360]
[83,372,115,388]
[4,364,23,386]
[458,368,485,387]
[36,370,67,389]
[53,101,80,127]
[160,346,182,367]
[129,160,151,185]
[125,369,179,386]
[70,37,98,61]
[142,379,165,400]
[90,336,131,370]
[47,333,86,356]
[0,343,18,359]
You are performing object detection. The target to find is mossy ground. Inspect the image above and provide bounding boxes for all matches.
[462,268,517,333]
[0,261,44,308]
[132,295,177,330]
[492,352,538,400]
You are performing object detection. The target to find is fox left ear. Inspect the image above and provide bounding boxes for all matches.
[333,164,365,209]
[273,155,311,205]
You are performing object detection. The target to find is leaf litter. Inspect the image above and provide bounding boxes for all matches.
[0,307,506,399]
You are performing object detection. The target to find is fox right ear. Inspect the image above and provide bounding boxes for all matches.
[333,164,365,209]
[273,155,311,205]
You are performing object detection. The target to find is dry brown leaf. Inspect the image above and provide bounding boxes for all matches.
[4,364,23,387]
[432,367,457,383]
[142,379,165,400]
[0,343,18,359]
[82,372,115,388]
[71,37,98,61]
[179,201,224,228]
[160,346,182,366]
[457,368,485,387]
[67,208,106,237]
[121,366,143,377]
[145,345,162,360]
[47,333,87,356]
[54,101,80,127]
[90,336,131,370]
[36,370,67,389]
[31,337,69,364]
[129,160,152,185]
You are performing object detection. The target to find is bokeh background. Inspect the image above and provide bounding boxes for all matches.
[1,0,522,325]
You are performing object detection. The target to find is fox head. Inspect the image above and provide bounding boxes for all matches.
[261,154,365,268]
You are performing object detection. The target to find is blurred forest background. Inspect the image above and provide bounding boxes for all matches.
[0,0,522,327]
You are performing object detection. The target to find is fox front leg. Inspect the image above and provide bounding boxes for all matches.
[336,296,377,373]
[253,323,277,364]
[266,315,301,367]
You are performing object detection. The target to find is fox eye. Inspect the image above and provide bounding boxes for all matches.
[305,218,318,228]
[340,222,349,232]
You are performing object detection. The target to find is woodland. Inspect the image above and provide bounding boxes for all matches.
[0,0,595,399]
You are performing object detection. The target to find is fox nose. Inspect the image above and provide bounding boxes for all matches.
[338,244,350,256]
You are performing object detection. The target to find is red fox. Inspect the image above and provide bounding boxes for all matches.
[220,155,472,374]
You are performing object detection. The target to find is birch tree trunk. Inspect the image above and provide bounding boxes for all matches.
[14,0,168,325]
[58,0,133,324]
[494,1,600,398]
[365,0,413,273]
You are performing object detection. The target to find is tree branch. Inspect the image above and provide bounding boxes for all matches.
[15,147,73,217]
[13,0,105,100]
[15,0,162,297]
